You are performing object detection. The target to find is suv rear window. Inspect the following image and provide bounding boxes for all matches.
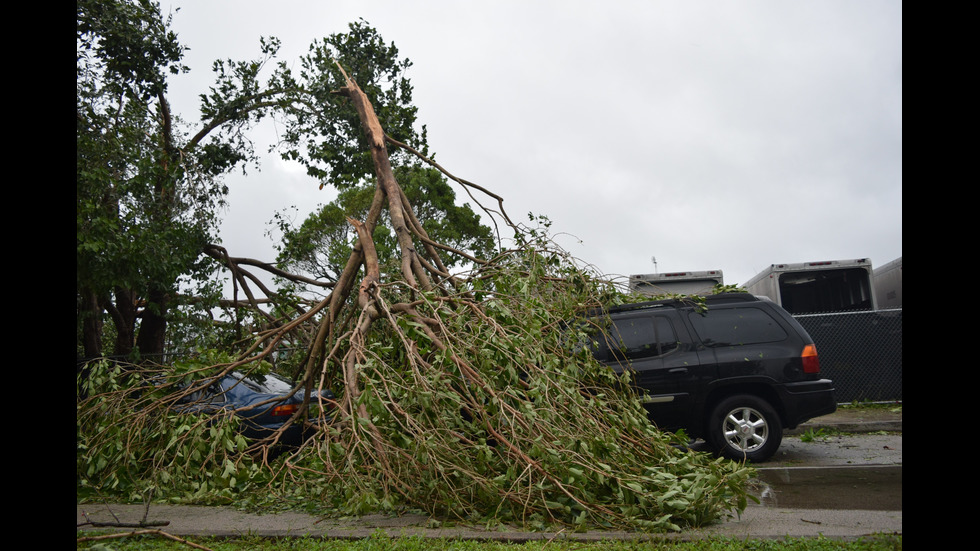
[688,307,787,347]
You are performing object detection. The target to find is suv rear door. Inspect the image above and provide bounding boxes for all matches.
[685,304,794,383]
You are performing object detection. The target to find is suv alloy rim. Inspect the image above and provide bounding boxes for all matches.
[721,406,769,452]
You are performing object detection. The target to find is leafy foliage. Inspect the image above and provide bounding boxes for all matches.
[294,221,753,531]
[77,359,265,504]
[76,10,757,535]
[77,0,259,359]
[279,18,425,190]
[76,8,474,361]
[77,0,188,97]
[78,222,755,532]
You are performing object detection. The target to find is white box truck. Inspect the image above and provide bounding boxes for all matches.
[873,256,902,309]
[742,259,876,314]
[629,270,724,297]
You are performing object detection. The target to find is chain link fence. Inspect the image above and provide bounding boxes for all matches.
[794,308,902,403]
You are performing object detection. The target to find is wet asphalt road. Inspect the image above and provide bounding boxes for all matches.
[753,431,902,512]
[682,428,902,512]
[742,410,903,512]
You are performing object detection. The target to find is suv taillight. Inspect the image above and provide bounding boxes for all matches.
[801,344,820,374]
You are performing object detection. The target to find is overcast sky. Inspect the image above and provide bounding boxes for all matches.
[163,0,902,290]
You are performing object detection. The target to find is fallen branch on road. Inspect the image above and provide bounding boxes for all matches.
[76,530,213,551]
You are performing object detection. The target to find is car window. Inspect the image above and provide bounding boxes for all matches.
[687,307,787,347]
[234,372,295,394]
[176,381,226,405]
[654,316,680,355]
[592,314,678,362]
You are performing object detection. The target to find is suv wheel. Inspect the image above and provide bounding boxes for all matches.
[708,395,782,462]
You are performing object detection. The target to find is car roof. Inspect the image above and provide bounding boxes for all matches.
[599,292,764,315]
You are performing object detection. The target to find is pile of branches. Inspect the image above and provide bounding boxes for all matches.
[77,70,754,532]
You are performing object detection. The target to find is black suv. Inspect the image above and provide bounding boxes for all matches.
[587,293,836,462]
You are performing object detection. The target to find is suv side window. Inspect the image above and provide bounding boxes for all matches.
[652,316,680,355]
[688,307,787,347]
[594,314,678,362]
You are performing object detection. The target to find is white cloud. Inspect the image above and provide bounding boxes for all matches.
[164,0,902,290]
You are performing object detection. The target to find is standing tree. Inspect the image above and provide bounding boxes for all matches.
[76,5,442,361]
[77,0,277,360]
[77,0,192,359]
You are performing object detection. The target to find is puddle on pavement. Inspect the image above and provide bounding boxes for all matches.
[750,465,902,511]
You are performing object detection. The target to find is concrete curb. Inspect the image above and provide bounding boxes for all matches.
[786,418,902,436]
[77,503,902,541]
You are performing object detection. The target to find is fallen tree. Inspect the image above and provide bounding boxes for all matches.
[77,65,755,533]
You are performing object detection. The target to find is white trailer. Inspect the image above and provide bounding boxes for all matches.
[629,270,724,297]
[742,259,876,314]
[873,256,902,309]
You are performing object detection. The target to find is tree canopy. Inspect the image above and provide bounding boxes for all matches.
[76,4,465,361]
[77,0,215,359]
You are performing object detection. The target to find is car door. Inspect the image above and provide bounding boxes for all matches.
[686,305,790,382]
[597,311,700,430]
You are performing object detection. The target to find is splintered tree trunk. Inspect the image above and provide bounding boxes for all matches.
[300,70,431,429]
[340,75,432,292]
[289,70,432,479]
[315,72,607,516]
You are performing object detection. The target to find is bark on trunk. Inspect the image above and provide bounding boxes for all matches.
[136,286,169,358]
[106,286,137,357]
[338,75,432,292]
[79,289,103,359]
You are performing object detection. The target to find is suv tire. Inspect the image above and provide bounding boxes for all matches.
[707,395,782,462]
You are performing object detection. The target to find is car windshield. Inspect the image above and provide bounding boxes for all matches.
[232,371,296,394]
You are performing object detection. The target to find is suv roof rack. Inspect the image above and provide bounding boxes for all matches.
[603,292,759,314]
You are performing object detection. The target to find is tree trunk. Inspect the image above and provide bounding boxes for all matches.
[105,286,137,357]
[136,285,169,359]
[338,74,433,292]
[79,289,103,359]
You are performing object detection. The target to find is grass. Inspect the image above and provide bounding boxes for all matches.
[76,532,903,550]
[798,427,829,442]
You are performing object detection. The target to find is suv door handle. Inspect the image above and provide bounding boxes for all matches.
[668,368,688,375]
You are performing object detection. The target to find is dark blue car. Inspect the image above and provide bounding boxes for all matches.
[174,370,334,449]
